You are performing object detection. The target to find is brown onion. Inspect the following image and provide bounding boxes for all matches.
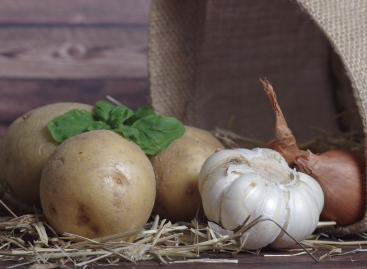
[261,78,366,227]
[295,149,365,226]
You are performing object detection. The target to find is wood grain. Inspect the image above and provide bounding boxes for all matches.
[0,246,366,268]
[0,79,150,138]
[0,0,152,25]
[0,26,148,79]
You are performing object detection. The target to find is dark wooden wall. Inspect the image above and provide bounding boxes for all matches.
[0,0,152,138]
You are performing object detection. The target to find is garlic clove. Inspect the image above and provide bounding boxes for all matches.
[220,173,264,230]
[202,172,238,223]
[298,172,324,212]
[199,149,249,227]
[239,175,268,215]
[270,182,321,248]
[238,185,288,250]
[199,149,249,223]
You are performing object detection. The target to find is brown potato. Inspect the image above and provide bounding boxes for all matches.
[0,102,94,207]
[150,126,223,223]
[40,130,156,240]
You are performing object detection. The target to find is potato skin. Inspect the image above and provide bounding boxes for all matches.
[0,102,94,207]
[40,130,156,239]
[150,126,223,223]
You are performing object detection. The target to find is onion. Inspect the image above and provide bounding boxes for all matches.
[261,78,366,226]
[295,149,365,226]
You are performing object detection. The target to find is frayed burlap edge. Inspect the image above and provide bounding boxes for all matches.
[297,0,367,234]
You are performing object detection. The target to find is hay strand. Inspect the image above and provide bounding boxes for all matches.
[0,208,365,267]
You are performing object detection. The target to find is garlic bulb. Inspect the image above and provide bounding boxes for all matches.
[198,148,324,250]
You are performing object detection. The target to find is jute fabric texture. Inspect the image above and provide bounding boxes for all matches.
[148,0,347,143]
[298,0,367,234]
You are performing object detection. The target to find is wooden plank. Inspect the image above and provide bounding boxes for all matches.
[0,79,150,138]
[0,0,152,25]
[0,245,366,268]
[0,26,148,79]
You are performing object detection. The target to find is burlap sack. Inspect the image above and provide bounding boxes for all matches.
[148,0,365,234]
[296,0,367,235]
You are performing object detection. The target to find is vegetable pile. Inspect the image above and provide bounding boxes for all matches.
[0,78,365,266]
[0,100,224,248]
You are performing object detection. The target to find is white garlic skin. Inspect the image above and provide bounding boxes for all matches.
[198,148,324,250]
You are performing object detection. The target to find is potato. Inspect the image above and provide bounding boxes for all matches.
[0,102,94,207]
[150,126,223,223]
[40,130,156,240]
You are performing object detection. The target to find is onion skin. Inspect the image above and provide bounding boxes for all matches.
[295,149,365,226]
[263,138,300,168]
[260,79,300,167]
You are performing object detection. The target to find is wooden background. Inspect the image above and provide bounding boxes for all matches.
[0,0,152,139]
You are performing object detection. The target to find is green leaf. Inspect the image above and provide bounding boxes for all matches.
[108,105,134,125]
[131,115,186,155]
[47,109,103,142]
[114,125,141,144]
[87,121,111,131]
[126,106,156,125]
[47,101,186,155]
[95,100,115,122]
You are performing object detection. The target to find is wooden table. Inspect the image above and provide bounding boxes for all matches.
[1,244,367,268]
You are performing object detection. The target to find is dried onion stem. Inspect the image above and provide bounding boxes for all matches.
[260,78,303,167]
